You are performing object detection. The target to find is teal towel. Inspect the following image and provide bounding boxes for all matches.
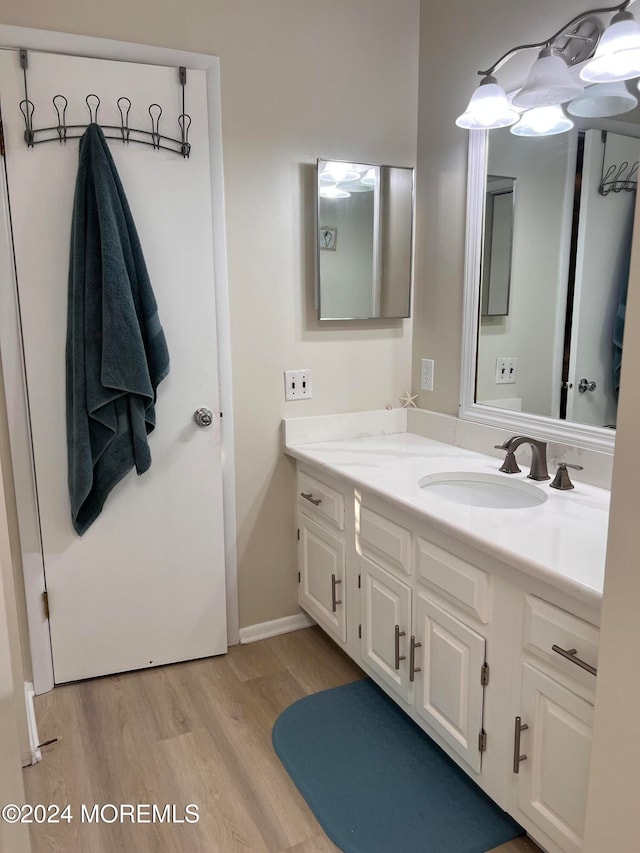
[66,123,169,535]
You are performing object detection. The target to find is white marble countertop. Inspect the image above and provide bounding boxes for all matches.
[284,432,610,607]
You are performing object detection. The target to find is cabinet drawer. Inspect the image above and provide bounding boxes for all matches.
[524,596,599,687]
[360,506,412,576]
[416,536,489,623]
[297,469,345,531]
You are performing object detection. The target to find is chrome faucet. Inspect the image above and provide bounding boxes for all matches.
[494,435,550,481]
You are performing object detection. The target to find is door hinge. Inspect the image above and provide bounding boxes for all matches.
[358,624,362,639]
[42,590,50,620]
[297,528,300,541]
[479,729,487,753]
[297,571,301,583]
[358,573,361,589]
[481,662,490,686]
[0,120,5,157]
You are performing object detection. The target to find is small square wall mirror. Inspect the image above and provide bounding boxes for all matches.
[316,159,414,320]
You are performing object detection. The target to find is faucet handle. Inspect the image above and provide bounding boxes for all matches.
[495,444,521,474]
[550,462,584,491]
[499,451,521,474]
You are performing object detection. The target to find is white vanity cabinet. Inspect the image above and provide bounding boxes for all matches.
[358,498,488,773]
[292,457,601,853]
[511,597,599,853]
[297,468,347,643]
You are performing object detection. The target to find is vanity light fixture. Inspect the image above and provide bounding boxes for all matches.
[456,1,640,134]
[567,79,638,114]
[512,48,584,108]
[318,184,351,199]
[510,104,575,136]
[361,168,377,186]
[580,7,640,81]
[455,76,520,129]
[319,162,359,183]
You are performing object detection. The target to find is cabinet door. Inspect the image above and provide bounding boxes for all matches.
[413,593,486,772]
[299,514,346,642]
[517,663,594,853]
[360,556,412,702]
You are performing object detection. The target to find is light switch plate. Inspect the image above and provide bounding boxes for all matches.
[496,357,518,384]
[284,369,312,400]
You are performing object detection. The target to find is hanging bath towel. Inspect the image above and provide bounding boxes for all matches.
[66,123,169,536]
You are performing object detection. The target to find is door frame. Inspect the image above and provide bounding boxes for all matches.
[0,25,239,694]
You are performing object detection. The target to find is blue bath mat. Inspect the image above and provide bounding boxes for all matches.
[273,678,524,853]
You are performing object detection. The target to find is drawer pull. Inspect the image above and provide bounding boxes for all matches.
[331,574,342,612]
[552,644,597,676]
[513,716,529,774]
[394,624,406,670]
[301,492,322,506]
[409,635,422,682]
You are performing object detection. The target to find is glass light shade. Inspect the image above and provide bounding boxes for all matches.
[510,105,574,137]
[580,17,640,83]
[318,184,350,199]
[319,162,359,183]
[361,168,377,186]
[512,54,583,108]
[567,81,637,117]
[455,82,519,129]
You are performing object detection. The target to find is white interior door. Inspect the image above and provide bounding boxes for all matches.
[0,48,228,683]
[567,130,638,428]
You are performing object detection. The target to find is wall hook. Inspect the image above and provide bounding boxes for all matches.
[17,49,193,158]
[117,97,131,143]
[85,94,100,124]
[53,95,68,143]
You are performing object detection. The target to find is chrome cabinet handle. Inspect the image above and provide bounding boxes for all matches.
[193,407,214,427]
[394,624,406,670]
[552,644,597,676]
[409,635,422,682]
[331,574,342,612]
[301,492,322,506]
[513,716,529,774]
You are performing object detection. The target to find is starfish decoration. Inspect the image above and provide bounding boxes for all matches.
[399,390,418,408]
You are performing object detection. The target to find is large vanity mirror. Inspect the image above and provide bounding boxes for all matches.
[462,118,640,451]
[316,159,414,320]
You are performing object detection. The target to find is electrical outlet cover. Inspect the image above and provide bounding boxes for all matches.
[421,359,434,391]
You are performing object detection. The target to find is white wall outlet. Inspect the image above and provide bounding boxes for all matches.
[495,357,518,384]
[284,369,312,401]
[420,358,435,391]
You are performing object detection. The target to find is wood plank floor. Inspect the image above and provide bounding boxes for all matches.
[23,627,541,853]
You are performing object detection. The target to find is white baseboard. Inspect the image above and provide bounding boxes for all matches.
[239,611,315,644]
[24,681,41,765]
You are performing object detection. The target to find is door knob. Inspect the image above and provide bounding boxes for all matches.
[193,407,214,427]
[578,378,597,393]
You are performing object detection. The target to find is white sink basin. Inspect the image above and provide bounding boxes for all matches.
[419,472,547,509]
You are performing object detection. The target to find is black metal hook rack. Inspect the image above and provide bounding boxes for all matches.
[599,130,638,196]
[18,49,192,158]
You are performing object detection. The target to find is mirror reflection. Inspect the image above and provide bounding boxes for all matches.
[316,159,413,320]
[476,122,639,429]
